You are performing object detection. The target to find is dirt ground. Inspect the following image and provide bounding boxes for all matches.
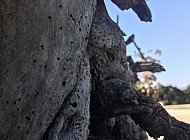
[164,104,190,124]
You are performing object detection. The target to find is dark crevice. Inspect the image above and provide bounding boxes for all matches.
[25,116,31,121]
[70,14,76,25]
[41,87,77,140]
[62,81,66,86]
[41,45,44,50]
[71,102,78,108]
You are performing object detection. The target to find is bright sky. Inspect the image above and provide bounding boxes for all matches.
[105,0,190,89]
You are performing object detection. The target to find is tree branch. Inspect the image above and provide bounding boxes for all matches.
[93,78,190,140]
[111,0,152,22]
[88,1,190,139]
[128,56,166,73]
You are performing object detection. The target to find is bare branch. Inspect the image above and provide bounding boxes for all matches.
[111,0,152,22]
[127,56,166,73]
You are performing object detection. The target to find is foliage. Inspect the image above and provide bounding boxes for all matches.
[136,81,190,105]
[184,84,190,94]
[134,49,162,99]
[133,47,190,105]
[158,86,190,105]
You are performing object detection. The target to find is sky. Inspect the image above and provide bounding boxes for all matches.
[105,0,190,89]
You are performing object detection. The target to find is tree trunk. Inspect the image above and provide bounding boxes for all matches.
[0,0,96,139]
[1,0,190,140]
[88,0,190,140]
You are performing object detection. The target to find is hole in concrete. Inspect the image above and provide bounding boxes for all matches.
[48,16,51,19]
